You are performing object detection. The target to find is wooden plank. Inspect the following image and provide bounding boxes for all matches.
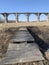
[2,43,44,65]
[8,43,27,50]
[13,33,33,37]
[16,27,29,31]
[10,30,34,42]
[15,31,31,36]
[11,36,34,42]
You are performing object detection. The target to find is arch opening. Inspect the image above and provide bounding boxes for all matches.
[29,14,37,22]
[19,14,26,22]
[40,14,46,22]
[8,14,16,23]
[0,14,4,23]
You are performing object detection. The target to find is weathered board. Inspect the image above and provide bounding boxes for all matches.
[10,29,34,42]
[1,43,44,65]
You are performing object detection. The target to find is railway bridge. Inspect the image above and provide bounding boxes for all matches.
[0,12,49,29]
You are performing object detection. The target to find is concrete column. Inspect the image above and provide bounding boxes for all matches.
[36,13,41,22]
[16,13,19,23]
[3,13,8,23]
[46,13,49,22]
[26,14,30,22]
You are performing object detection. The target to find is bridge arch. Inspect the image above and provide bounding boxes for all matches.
[40,14,46,22]
[19,14,26,22]
[8,14,16,23]
[29,14,37,22]
[0,14,4,23]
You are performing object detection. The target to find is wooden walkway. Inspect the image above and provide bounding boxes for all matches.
[1,28,44,65]
[10,28,34,43]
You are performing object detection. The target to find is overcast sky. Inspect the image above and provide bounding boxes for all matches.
[0,0,49,21]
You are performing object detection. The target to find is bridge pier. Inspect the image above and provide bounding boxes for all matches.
[16,13,19,23]
[3,13,8,23]
[46,13,49,22]
[36,13,41,22]
[25,14,30,22]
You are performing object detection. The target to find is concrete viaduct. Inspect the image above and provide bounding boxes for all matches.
[0,12,49,29]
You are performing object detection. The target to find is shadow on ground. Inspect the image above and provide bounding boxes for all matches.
[27,27,49,55]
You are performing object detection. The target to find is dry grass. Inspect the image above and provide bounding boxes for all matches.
[0,28,18,57]
[30,26,49,45]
